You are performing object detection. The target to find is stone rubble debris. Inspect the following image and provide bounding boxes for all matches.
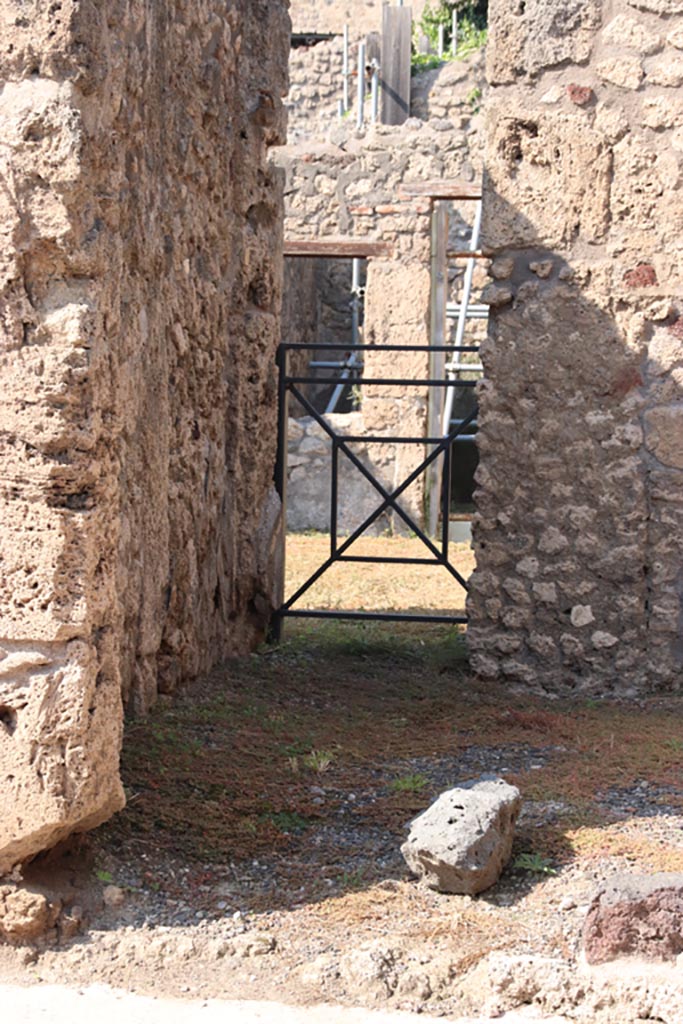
[583,873,683,964]
[401,776,522,895]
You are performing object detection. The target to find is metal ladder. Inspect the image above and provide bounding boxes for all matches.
[309,257,364,416]
[442,197,486,440]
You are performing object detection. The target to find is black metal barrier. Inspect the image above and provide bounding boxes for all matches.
[271,342,477,638]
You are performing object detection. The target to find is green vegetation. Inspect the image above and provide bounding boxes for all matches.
[390,772,429,793]
[513,852,557,876]
[413,0,488,71]
[303,748,334,773]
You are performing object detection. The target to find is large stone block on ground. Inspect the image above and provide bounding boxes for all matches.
[583,873,683,964]
[401,776,522,895]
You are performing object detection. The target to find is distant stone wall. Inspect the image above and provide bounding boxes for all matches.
[277,82,486,531]
[287,37,349,145]
[286,40,485,145]
[0,0,289,870]
[469,0,683,694]
[287,414,395,535]
[290,0,429,38]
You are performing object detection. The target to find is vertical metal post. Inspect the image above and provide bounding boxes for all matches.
[326,258,362,415]
[356,40,366,129]
[338,99,344,122]
[331,440,339,557]
[342,25,350,113]
[441,436,452,558]
[451,11,458,56]
[271,344,289,642]
[371,64,380,123]
[426,201,448,539]
[442,198,483,435]
[351,257,361,346]
[438,23,445,57]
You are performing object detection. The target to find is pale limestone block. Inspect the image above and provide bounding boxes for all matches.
[594,103,631,142]
[529,260,554,279]
[645,406,683,468]
[571,605,595,628]
[648,57,683,87]
[490,257,515,280]
[597,57,645,89]
[603,14,663,55]
[592,631,620,649]
[641,96,683,130]
[627,0,683,12]
[516,556,539,578]
[539,526,569,554]
[649,328,683,374]
[540,85,565,105]
[287,417,305,443]
[533,582,558,604]
[481,284,513,306]
[668,24,683,48]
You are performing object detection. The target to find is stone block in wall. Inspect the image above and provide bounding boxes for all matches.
[484,108,612,249]
[487,0,602,85]
[286,414,396,536]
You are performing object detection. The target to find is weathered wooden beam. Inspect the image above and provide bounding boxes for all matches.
[284,237,393,258]
[381,5,412,126]
[400,180,483,201]
[447,250,491,260]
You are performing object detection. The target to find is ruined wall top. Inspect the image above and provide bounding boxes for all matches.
[289,0,429,37]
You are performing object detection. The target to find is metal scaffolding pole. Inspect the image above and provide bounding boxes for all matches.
[442,198,484,435]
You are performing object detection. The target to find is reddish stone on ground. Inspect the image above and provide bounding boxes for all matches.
[583,873,683,964]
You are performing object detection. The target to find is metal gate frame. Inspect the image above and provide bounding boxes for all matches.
[271,340,478,639]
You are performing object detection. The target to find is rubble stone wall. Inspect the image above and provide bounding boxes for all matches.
[469,0,683,693]
[289,0,429,38]
[278,65,487,534]
[0,0,289,871]
[286,39,486,145]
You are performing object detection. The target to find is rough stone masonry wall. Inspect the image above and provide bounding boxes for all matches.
[0,0,289,871]
[469,0,683,694]
[289,0,429,38]
[276,99,484,532]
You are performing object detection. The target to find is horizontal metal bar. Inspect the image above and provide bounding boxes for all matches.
[445,364,484,373]
[309,361,362,368]
[288,377,478,387]
[446,304,489,314]
[281,343,480,353]
[336,555,444,565]
[327,435,473,443]
[279,610,468,624]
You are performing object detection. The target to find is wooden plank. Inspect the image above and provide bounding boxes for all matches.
[400,180,483,200]
[447,250,491,260]
[381,5,412,126]
[284,237,393,258]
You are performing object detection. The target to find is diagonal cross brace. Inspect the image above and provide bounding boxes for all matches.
[282,384,475,611]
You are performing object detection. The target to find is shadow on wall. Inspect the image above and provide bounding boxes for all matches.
[468,180,683,693]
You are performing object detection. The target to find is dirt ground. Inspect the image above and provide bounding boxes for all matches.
[2,536,683,1022]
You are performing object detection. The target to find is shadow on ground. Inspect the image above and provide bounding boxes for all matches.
[45,618,683,928]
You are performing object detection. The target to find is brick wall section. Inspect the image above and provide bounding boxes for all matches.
[469,0,683,693]
[0,0,289,870]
